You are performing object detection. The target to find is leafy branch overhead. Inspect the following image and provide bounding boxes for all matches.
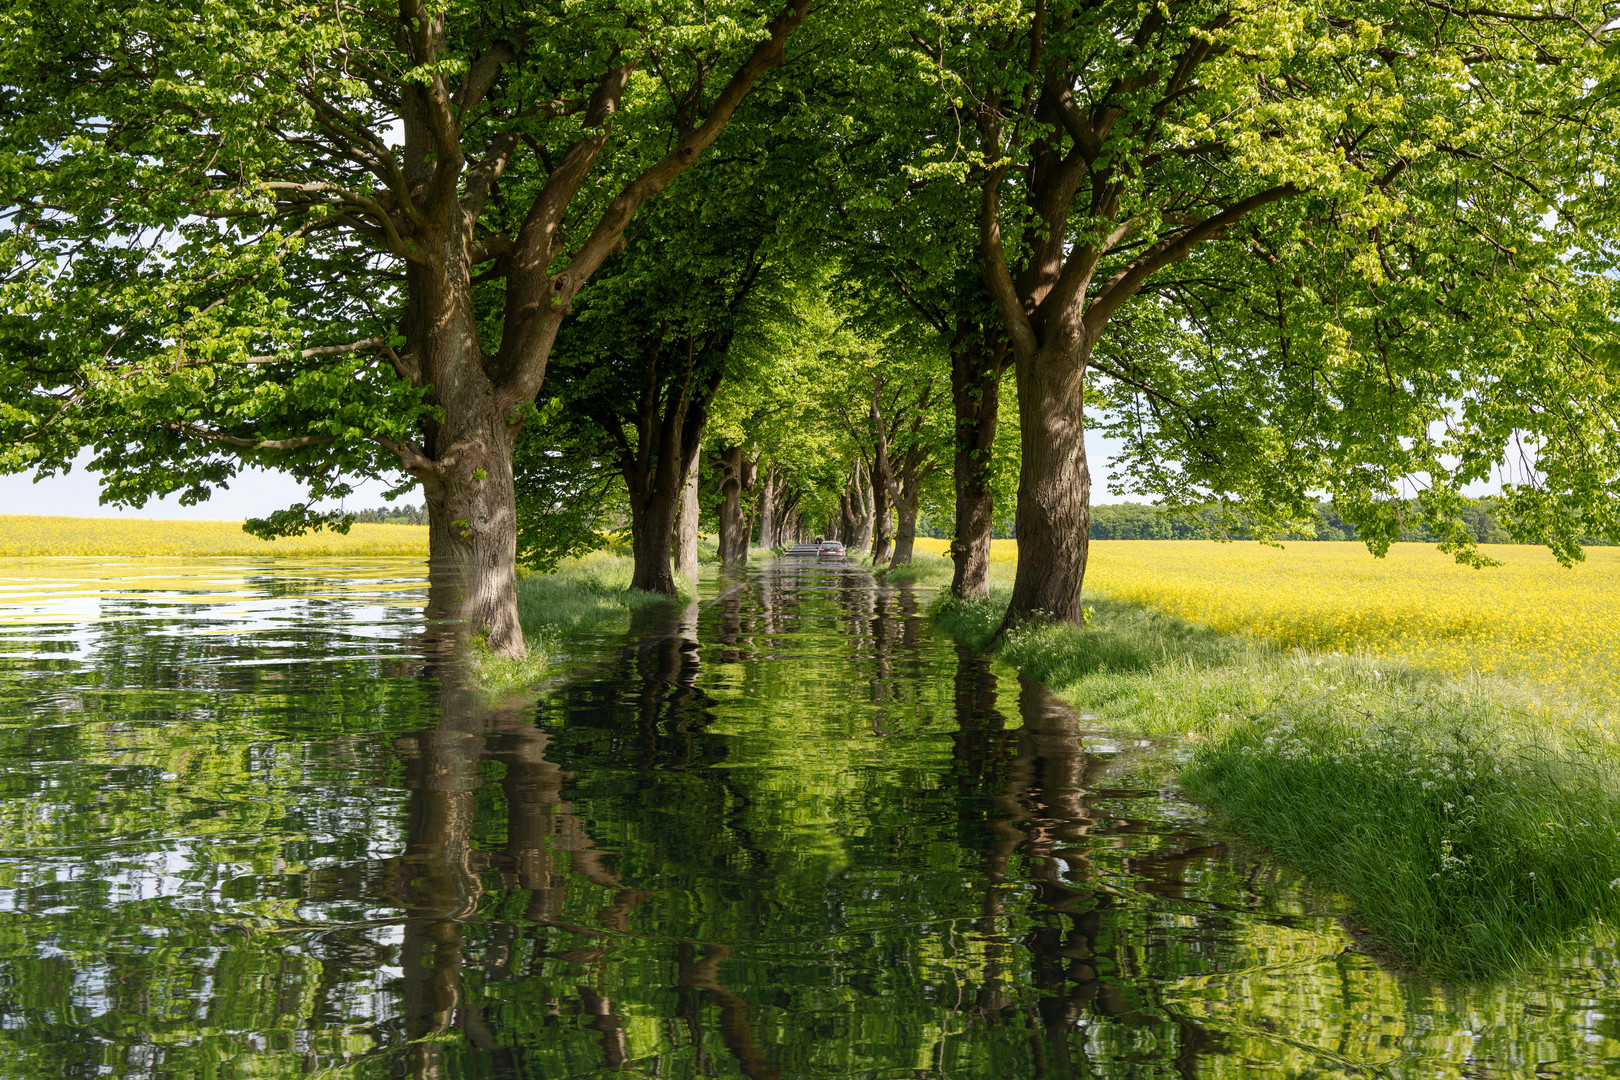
[0,0,812,521]
[900,0,1620,582]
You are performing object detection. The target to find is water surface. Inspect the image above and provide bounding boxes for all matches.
[0,556,1615,1078]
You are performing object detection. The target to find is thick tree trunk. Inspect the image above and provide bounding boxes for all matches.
[869,462,892,565]
[422,402,525,657]
[717,446,751,566]
[629,479,683,595]
[625,403,695,595]
[757,464,777,549]
[950,337,1005,599]
[674,440,701,587]
[892,496,918,566]
[852,463,875,552]
[1002,348,1090,627]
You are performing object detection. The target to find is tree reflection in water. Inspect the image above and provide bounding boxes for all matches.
[0,557,1617,1079]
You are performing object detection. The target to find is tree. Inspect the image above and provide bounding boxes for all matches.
[865,353,951,567]
[700,262,854,554]
[0,0,814,655]
[902,0,1620,628]
[525,177,787,591]
[515,51,851,590]
[814,40,1021,595]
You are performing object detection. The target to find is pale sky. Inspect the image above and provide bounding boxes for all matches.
[0,431,1500,520]
[0,450,414,520]
[0,437,1131,519]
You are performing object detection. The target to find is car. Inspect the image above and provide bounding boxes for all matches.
[782,539,848,559]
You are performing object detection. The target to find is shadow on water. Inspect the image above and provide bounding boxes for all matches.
[0,557,1618,1078]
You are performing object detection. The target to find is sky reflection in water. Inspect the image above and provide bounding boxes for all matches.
[0,556,1615,1078]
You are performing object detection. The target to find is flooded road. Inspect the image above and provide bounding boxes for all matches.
[0,556,1616,1077]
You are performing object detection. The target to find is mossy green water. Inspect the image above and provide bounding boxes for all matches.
[2,555,1619,1076]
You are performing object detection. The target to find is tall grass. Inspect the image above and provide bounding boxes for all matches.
[934,592,1620,980]
[877,553,953,585]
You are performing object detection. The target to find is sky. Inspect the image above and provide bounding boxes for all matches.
[0,450,411,520]
[0,434,1134,520]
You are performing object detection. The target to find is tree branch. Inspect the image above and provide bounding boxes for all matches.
[1085,184,1299,335]
[456,41,517,116]
[183,337,389,368]
[979,164,1039,361]
[158,421,339,452]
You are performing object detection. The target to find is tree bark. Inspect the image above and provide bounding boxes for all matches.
[1004,345,1091,623]
[950,332,1009,599]
[869,473,892,565]
[756,464,777,549]
[629,479,684,595]
[604,333,727,596]
[868,377,934,569]
[869,386,896,567]
[852,460,875,552]
[675,440,701,587]
[884,447,934,568]
[891,490,919,566]
[622,398,701,596]
[717,446,752,566]
[421,395,525,656]
[739,454,761,552]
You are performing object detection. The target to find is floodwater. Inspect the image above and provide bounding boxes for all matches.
[0,556,1616,1079]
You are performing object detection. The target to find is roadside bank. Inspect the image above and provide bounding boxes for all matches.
[895,552,1620,980]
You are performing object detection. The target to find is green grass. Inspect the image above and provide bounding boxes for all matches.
[473,552,683,693]
[877,553,953,584]
[934,590,1620,981]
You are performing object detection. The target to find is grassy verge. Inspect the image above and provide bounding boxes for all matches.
[472,552,684,693]
[879,553,952,585]
[931,584,1620,981]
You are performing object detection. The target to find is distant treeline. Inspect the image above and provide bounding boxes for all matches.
[1088,500,1613,545]
[395,496,1605,545]
[346,505,428,525]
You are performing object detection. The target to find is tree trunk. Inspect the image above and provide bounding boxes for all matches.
[739,454,761,552]
[853,461,875,552]
[422,400,525,658]
[950,335,1007,599]
[625,399,695,595]
[674,440,701,587]
[629,478,684,595]
[889,456,935,569]
[870,476,892,565]
[892,497,918,566]
[717,446,750,566]
[1002,347,1090,627]
[757,464,777,549]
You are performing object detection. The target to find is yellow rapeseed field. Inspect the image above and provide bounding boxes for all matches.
[0,515,429,557]
[914,537,1620,700]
